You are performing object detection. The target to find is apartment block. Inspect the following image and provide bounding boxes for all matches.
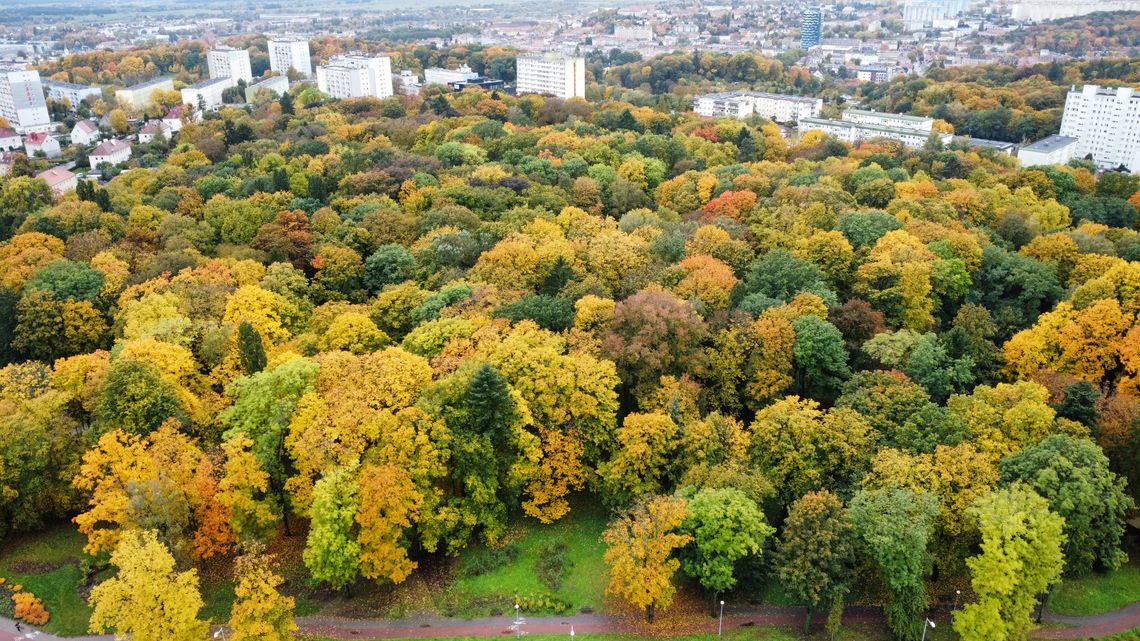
[246,75,290,102]
[0,68,50,133]
[316,54,393,100]
[1017,134,1080,167]
[115,77,174,111]
[802,7,822,49]
[693,91,822,123]
[1058,84,1140,172]
[268,37,313,78]
[515,52,586,99]
[208,46,253,85]
[798,117,950,148]
[42,79,102,108]
[181,77,233,111]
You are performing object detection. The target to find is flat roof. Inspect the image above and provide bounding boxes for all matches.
[1020,134,1079,152]
[184,77,232,90]
[844,108,931,123]
[801,117,943,137]
[697,90,818,104]
[121,77,172,91]
[43,79,99,91]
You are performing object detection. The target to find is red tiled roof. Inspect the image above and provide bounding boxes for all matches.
[91,139,129,155]
[36,167,75,187]
[25,132,49,145]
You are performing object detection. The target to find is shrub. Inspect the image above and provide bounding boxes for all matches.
[13,591,50,625]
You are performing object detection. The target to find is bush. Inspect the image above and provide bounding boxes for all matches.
[535,541,572,591]
[460,544,520,578]
[12,591,50,625]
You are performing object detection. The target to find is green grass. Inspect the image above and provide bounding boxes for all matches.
[1049,559,1140,616]
[441,500,610,616]
[0,525,93,636]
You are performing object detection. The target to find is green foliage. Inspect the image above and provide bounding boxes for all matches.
[303,464,361,590]
[94,360,187,436]
[679,486,772,595]
[237,321,267,375]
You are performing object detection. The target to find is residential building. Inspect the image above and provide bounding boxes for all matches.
[36,166,76,195]
[857,66,893,83]
[115,77,174,110]
[968,138,1018,155]
[138,120,173,144]
[801,7,823,49]
[268,37,312,78]
[181,77,232,111]
[395,70,422,96]
[1011,0,1140,21]
[23,132,60,158]
[424,65,479,86]
[449,77,505,92]
[692,90,822,123]
[798,117,951,148]
[1017,134,1080,167]
[316,54,393,99]
[89,138,131,166]
[1058,84,1140,172]
[842,109,934,132]
[163,106,186,133]
[42,79,102,108]
[613,25,654,40]
[0,152,16,177]
[0,128,21,150]
[0,68,50,133]
[70,120,100,146]
[246,75,289,102]
[208,46,253,85]
[516,52,586,99]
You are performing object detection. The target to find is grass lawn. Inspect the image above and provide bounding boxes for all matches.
[0,524,93,636]
[1049,559,1140,616]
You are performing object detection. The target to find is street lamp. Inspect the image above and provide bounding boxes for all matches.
[570,626,575,641]
[920,618,936,641]
[214,628,228,641]
[718,600,725,639]
[953,590,961,611]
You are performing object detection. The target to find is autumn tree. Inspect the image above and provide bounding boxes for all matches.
[356,463,423,585]
[603,494,692,623]
[776,490,856,634]
[953,485,1066,641]
[230,545,297,641]
[303,463,361,590]
[88,530,208,641]
[238,321,267,375]
[679,486,773,607]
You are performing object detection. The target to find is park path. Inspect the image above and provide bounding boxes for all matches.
[0,603,1137,641]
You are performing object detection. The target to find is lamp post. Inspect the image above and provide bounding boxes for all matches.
[570,626,575,641]
[920,618,936,641]
[953,590,961,611]
[718,600,725,639]
[214,628,228,641]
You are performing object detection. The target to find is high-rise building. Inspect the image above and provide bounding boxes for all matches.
[515,52,586,99]
[0,68,50,133]
[801,7,823,49]
[268,37,312,78]
[1059,84,1140,172]
[316,55,393,100]
[208,46,253,85]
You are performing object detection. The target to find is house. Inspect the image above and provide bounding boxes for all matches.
[138,120,172,144]
[24,132,61,158]
[162,106,185,133]
[71,120,100,146]
[89,138,131,167]
[0,151,16,177]
[0,128,21,151]
[36,167,77,195]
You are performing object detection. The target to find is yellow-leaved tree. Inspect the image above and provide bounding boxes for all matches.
[602,494,691,623]
[88,530,207,641]
[229,546,297,641]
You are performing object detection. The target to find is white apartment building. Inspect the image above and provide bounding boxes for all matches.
[115,77,174,110]
[89,138,131,166]
[1017,134,1080,167]
[693,91,822,123]
[424,65,478,86]
[842,109,934,132]
[1058,84,1140,172]
[208,46,254,85]
[181,77,232,111]
[799,117,952,148]
[246,75,290,102]
[268,37,312,78]
[42,80,102,108]
[1011,0,1140,21]
[516,52,586,100]
[0,68,50,133]
[24,132,60,158]
[316,55,393,99]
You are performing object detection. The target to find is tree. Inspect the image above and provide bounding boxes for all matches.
[229,546,297,641]
[777,490,855,634]
[603,495,692,623]
[600,412,678,505]
[953,485,1066,641]
[217,435,280,543]
[999,434,1132,575]
[363,244,415,291]
[88,530,207,641]
[680,487,772,605]
[303,464,361,590]
[109,109,129,135]
[791,315,851,400]
[356,463,423,585]
[603,289,707,398]
[238,321,267,375]
[94,359,187,436]
[849,486,939,641]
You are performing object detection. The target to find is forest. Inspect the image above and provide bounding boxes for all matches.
[2,55,1140,641]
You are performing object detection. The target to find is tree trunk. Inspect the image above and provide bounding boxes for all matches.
[711,591,719,618]
[647,602,655,624]
[803,606,814,634]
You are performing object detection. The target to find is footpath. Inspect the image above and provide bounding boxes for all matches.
[0,603,1135,641]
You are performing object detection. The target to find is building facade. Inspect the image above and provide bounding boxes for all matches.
[181,77,232,111]
[316,55,393,100]
[268,37,313,78]
[70,120,100,146]
[1017,134,1079,167]
[24,132,60,158]
[36,167,77,195]
[1058,84,1140,172]
[115,77,174,111]
[208,46,254,85]
[89,138,131,166]
[801,7,823,49]
[424,65,479,86]
[693,91,822,123]
[0,68,50,133]
[515,53,586,99]
[43,80,102,108]
[0,128,21,150]
[842,109,934,132]
[798,117,950,148]
[246,75,290,102]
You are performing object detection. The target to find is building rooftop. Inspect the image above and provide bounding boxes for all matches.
[121,77,172,91]
[697,90,819,105]
[968,137,1018,151]
[184,77,232,90]
[43,79,98,91]
[25,132,50,145]
[0,128,18,139]
[73,120,98,133]
[1020,134,1079,153]
[844,108,931,124]
[801,117,942,138]
[91,139,129,155]
[36,167,74,187]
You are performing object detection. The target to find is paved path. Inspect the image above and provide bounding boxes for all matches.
[1,602,1138,641]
